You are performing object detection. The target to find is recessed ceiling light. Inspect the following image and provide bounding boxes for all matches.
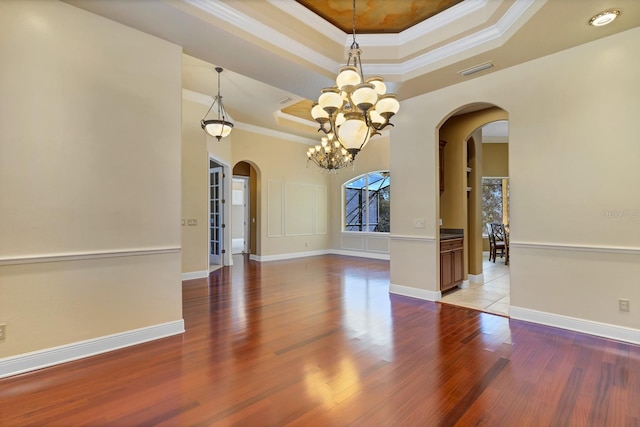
[589,9,620,26]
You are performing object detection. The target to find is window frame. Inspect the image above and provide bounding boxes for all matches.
[342,170,391,234]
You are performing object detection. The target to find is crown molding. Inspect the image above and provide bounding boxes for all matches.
[234,121,317,145]
[185,0,541,80]
[184,0,339,72]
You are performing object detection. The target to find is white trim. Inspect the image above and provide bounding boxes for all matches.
[184,0,338,72]
[0,320,185,379]
[181,270,209,281]
[234,121,317,145]
[250,249,391,262]
[0,247,181,266]
[510,241,640,255]
[332,249,390,260]
[468,273,484,283]
[460,279,470,289]
[250,249,329,262]
[510,306,640,346]
[389,284,441,302]
[390,234,437,242]
[186,0,540,79]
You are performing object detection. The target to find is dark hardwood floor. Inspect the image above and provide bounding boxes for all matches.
[2,254,639,426]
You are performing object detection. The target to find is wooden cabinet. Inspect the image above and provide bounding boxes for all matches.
[440,237,463,291]
[439,140,447,193]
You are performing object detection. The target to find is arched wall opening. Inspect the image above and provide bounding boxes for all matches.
[437,105,509,287]
[232,160,261,256]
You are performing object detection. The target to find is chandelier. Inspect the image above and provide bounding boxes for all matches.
[307,133,353,172]
[201,67,234,141]
[310,0,400,162]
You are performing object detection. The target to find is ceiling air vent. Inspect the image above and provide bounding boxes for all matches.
[459,61,494,77]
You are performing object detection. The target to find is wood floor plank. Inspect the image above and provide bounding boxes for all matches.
[2,254,640,426]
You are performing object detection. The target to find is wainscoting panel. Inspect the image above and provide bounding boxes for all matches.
[267,179,283,237]
[284,182,314,236]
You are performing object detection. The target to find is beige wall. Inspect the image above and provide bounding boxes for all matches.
[482,143,509,177]
[231,129,332,258]
[0,1,183,358]
[181,99,210,274]
[391,27,640,331]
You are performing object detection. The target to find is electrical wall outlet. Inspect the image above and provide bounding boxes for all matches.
[619,299,630,312]
[0,324,6,340]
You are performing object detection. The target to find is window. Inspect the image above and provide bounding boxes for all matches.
[344,171,390,232]
[482,177,509,234]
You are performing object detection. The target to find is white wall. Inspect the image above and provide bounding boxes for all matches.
[390,28,640,341]
[0,1,184,373]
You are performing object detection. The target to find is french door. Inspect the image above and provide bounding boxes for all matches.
[209,164,224,265]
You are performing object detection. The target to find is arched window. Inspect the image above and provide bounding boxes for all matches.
[343,171,390,232]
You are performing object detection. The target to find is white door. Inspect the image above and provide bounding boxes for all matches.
[209,164,224,265]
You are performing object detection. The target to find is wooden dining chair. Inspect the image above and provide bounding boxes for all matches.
[489,222,507,263]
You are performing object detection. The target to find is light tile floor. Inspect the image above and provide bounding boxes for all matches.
[440,253,510,316]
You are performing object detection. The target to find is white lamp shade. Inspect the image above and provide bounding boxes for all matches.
[338,114,370,150]
[336,66,361,91]
[369,109,384,125]
[366,77,387,95]
[311,103,329,120]
[203,120,233,138]
[375,94,400,115]
[335,112,346,127]
[351,83,377,111]
[318,88,343,110]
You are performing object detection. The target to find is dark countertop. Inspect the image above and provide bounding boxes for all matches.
[440,228,464,240]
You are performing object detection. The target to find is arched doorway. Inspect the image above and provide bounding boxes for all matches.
[437,105,510,316]
[232,160,260,258]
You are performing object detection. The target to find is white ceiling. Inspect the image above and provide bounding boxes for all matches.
[65,0,640,143]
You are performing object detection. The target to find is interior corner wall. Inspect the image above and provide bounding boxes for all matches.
[181,99,211,275]
[0,1,183,364]
[230,129,331,258]
[391,27,640,336]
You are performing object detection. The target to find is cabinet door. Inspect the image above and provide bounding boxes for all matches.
[440,250,453,290]
[453,248,464,284]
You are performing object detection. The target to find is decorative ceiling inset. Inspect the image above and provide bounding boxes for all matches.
[295,0,464,33]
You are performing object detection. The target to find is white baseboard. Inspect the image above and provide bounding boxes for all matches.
[250,249,330,262]
[250,249,390,262]
[389,283,441,301]
[0,320,185,379]
[460,280,470,289]
[510,306,640,345]
[181,270,209,280]
[330,249,390,260]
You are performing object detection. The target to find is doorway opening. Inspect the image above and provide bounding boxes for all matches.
[231,177,249,254]
[437,106,510,316]
[232,160,259,259]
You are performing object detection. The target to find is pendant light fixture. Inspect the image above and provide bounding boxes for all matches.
[201,67,234,141]
[307,132,353,173]
[310,0,400,162]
